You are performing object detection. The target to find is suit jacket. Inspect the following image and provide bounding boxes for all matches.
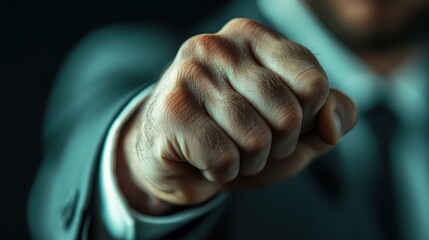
[27,24,179,239]
[28,0,429,239]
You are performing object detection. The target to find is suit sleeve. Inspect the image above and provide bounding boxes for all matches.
[27,24,180,240]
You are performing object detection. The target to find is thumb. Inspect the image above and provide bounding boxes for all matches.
[316,89,358,145]
[293,88,358,162]
[223,90,358,190]
[272,89,358,177]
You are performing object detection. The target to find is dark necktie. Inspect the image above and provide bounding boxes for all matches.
[365,102,400,240]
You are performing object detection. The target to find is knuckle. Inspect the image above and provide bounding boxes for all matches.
[180,33,241,67]
[287,42,317,62]
[178,37,197,58]
[201,127,239,169]
[296,67,330,105]
[225,18,256,29]
[241,125,272,152]
[224,18,266,36]
[272,42,317,66]
[215,148,240,170]
[221,91,272,152]
[191,34,237,59]
[196,34,223,50]
[162,83,199,123]
[193,34,221,52]
[176,60,208,81]
[272,103,303,133]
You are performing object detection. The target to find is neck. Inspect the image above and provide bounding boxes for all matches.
[353,45,415,77]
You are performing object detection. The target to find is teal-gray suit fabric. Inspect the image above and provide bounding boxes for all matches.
[28,0,427,239]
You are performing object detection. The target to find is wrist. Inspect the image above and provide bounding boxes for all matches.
[116,108,179,216]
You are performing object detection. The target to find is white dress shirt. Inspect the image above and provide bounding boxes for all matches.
[99,0,429,239]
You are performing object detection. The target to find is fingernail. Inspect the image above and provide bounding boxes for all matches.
[333,110,343,138]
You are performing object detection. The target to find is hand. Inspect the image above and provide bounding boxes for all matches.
[117,18,358,214]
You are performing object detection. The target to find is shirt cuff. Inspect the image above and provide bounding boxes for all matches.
[99,84,228,240]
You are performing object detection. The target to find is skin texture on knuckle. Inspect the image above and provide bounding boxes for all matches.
[222,18,271,39]
[271,41,322,75]
[204,129,240,170]
[214,148,240,173]
[184,121,239,171]
[294,67,329,132]
[273,41,329,112]
[200,132,241,180]
[170,59,218,103]
[176,60,211,84]
[295,67,330,106]
[224,18,257,31]
[220,93,270,147]
[241,124,272,153]
[161,83,200,125]
[196,34,234,58]
[180,33,240,66]
[271,41,317,64]
[271,102,303,134]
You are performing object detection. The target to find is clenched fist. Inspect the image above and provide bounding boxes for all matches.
[116,19,357,215]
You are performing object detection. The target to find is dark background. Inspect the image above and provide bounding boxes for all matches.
[0,0,229,238]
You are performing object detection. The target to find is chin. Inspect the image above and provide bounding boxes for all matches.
[304,0,429,51]
[337,16,427,52]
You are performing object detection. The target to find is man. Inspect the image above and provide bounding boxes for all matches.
[28,0,428,239]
